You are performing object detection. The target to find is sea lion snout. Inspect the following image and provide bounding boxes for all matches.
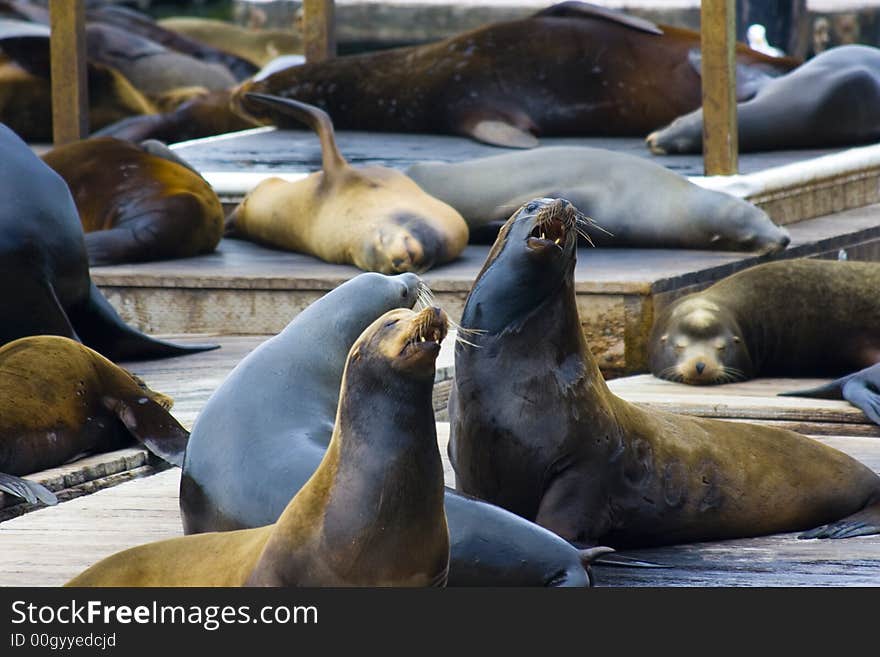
[521,197,580,252]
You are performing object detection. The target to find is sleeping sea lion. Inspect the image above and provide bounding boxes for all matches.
[0,122,217,360]
[67,306,451,587]
[647,45,880,153]
[648,260,880,385]
[0,336,189,507]
[42,137,224,265]
[227,93,468,274]
[233,1,798,148]
[406,146,790,253]
[448,197,880,545]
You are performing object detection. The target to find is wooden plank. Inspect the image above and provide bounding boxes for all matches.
[49,0,88,145]
[700,0,738,175]
[303,0,336,63]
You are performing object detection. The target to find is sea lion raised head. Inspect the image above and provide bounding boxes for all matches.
[226,93,469,274]
[649,296,754,385]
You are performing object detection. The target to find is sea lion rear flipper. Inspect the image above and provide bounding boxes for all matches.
[777,379,846,400]
[68,282,219,361]
[591,552,669,569]
[101,396,189,468]
[533,2,663,36]
[459,114,539,149]
[798,499,880,540]
[0,473,58,506]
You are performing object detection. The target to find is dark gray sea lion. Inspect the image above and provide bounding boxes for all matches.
[0,336,189,507]
[448,197,880,545]
[780,362,880,427]
[181,272,609,586]
[0,122,217,360]
[233,1,797,148]
[647,45,880,153]
[41,137,224,265]
[649,260,880,385]
[67,306,451,587]
[406,146,790,253]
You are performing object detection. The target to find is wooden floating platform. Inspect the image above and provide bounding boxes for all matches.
[1,335,878,586]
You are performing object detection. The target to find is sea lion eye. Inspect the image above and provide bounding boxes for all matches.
[526,201,539,213]
[384,319,399,328]
[401,288,409,298]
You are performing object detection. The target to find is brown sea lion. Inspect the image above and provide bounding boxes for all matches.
[158,16,302,67]
[448,198,880,546]
[66,306,451,587]
[648,260,880,385]
[228,94,468,274]
[42,137,224,265]
[0,336,188,507]
[647,45,880,154]
[233,1,798,148]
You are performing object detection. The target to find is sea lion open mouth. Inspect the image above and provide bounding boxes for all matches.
[524,198,585,252]
[404,306,448,355]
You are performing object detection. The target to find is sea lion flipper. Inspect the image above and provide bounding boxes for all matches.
[0,473,58,506]
[687,49,776,102]
[778,379,846,400]
[798,501,880,540]
[241,93,348,175]
[591,552,670,568]
[841,378,880,426]
[463,119,539,149]
[101,396,190,468]
[533,2,663,36]
[68,282,219,361]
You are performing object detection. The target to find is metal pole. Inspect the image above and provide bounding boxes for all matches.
[303,0,337,63]
[49,0,88,145]
[701,0,738,175]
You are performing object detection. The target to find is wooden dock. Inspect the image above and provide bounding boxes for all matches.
[1,334,878,587]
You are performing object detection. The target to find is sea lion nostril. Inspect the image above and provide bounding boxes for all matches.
[695,362,706,375]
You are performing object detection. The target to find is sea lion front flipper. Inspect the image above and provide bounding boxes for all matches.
[67,282,219,361]
[460,116,539,149]
[101,396,190,467]
[533,2,663,36]
[798,500,880,539]
[0,473,58,506]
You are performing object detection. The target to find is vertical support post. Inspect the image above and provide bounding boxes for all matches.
[49,0,88,145]
[701,0,738,175]
[303,0,336,63]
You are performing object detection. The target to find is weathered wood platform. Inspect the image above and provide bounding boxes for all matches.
[2,336,878,587]
[93,200,880,377]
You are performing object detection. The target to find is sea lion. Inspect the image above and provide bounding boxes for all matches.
[233,1,798,148]
[0,336,189,507]
[67,306,451,587]
[227,94,468,274]
[647,45,880,153]
[92,89,258,143]
[0,122,216,360]
[0,21,157,142]
[158,16,303,67]
[448,197,880,545]
[780,362,880,426]
[406,146,790,253]
[41,137,224,265]
[0,12,237,96]
[648,260,880,385]
[181,272,612,586]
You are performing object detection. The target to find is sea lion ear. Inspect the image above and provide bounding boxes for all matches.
[660,334,668,343]
[732,336,741,343]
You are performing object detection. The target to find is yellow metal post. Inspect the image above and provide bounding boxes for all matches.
[701,0,738,175]
[49,0,88,145]
[303,0,337,63]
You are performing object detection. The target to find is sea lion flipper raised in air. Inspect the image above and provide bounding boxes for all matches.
[0,473,57,506]
[67,282,219,361]
[533,1,663,36]
[138,139,202,176]
[100,396,189,467]
[464,119,539,149]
